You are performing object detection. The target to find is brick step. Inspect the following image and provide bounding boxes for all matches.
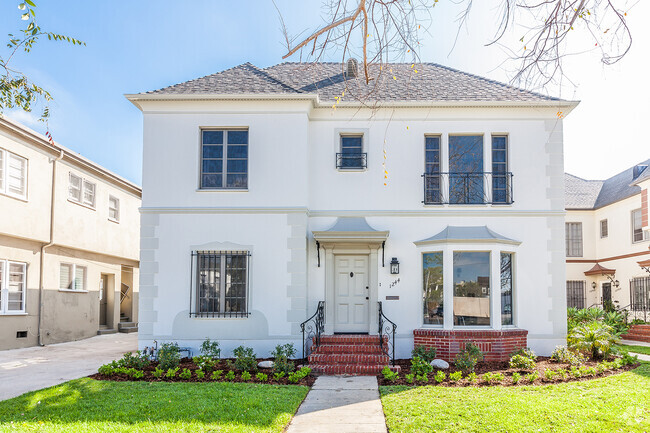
[624,330,650,338]
[623,335,650,343]
[318,335,386,345]
[313,344,385,354]
[309,353,390,365]
[630,325,650,331]
[308,364,400,375]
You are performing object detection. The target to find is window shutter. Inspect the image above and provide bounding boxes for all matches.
[69,174,81,201]
[60,264,73,290]
[7,153,26,198]
[75,266,86,291]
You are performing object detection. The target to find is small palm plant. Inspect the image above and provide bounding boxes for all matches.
[568,321,618,359]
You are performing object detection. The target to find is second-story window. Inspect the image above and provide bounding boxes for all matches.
[449,135,483,204]
[600,219,608,238]
[201,129,248,189]
[632,209,648,243]
[491,136,510,204]
[68,173,96,208]
[566,222,583,257]
[424,136,441,204]
[337,135,366,169]
[0,148,27,200]
[109,195,120,222]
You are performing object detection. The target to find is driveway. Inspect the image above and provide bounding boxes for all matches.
[0,333,137,401]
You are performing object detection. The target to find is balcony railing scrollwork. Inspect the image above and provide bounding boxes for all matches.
[423,172,514,205]
[378,301,397,366]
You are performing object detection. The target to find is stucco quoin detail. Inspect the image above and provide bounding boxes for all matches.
[413,328,528,362]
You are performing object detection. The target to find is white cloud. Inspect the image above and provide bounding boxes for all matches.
[4,109,44,130]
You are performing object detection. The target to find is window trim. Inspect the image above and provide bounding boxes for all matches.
[199,128,249,190]
[0,148,28,201]
[190,250,251,318]
[68,172,96,210]
[337,133,367,171]
[565,222,583,257]
[422,250,444,327]
[108,195,120,223]
[600,219,608,239]
[491,134,510,205]
[59,263,88,292]
[0,259,27,314]
[632,209,648,243]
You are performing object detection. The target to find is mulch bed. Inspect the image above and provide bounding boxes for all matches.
[377,357,639,387]
[90,358,315,387]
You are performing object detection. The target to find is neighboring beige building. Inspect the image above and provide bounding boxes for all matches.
[565,160,650,319]
[0,116,141,350]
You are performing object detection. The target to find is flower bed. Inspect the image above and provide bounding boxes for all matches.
[92,357,315,386]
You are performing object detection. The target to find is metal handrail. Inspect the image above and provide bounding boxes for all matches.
[378,301,397,366]
[300,301,325,359]
[336,153,367,169]
[422,172,514,205]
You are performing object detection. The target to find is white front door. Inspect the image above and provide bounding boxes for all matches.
[334,255,369,332]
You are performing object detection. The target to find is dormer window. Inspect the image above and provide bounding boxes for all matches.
[337,134,366,170]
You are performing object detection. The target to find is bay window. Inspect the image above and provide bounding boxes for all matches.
[422,252,443,325]
[453,252,490,326]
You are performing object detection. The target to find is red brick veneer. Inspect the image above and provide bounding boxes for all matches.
[413,328,528,362]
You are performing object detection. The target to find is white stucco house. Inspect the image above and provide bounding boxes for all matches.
[128,61,577,373]
[565,160,650,318]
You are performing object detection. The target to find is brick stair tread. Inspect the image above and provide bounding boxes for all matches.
[308,364,400,375]
[623,335,650,343]
[318,335,387,345]
[313,344,386,354]
[309,354,389,365]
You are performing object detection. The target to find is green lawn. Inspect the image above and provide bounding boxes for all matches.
[380,363,650,433]
[620,344,650,356]
[0,378,308,433]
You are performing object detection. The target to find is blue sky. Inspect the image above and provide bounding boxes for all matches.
[2,0,648,184]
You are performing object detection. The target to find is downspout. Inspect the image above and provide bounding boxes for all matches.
[38,149,63,346]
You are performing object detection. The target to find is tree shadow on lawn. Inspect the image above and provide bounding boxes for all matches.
[0,378,308,430]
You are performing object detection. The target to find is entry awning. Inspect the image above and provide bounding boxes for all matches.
[414,226,521,246]
[638,258,650,269]
[312,217,389,243]
[584,263,616,276]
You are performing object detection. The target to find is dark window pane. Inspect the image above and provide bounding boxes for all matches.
[202,160,222,174]
[453,252,490,326]
[449,136,483,173]
[202,174,222,188]
[227,160,247,173]
[341,136,362,148]
[423,252,444,325]
[203,145,223,158]
[492,136,506,150]
[425,136,440,150]
[227,145,248,159]
[492,150,506,163]
[501,253,513,326]
[227,130,248,144]
[203,130,223,144]
[226,174,247,188]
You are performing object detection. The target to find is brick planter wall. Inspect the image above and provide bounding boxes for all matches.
[413,329,528,362]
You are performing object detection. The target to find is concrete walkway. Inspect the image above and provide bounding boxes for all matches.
[0,332,137,401]
[287,375,387,433]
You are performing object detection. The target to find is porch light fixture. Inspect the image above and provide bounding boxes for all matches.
[390,257,399,274]
[591,282,597,289]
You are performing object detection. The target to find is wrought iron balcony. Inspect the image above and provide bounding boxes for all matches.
[422,172,514,205]
[336,153,367,170]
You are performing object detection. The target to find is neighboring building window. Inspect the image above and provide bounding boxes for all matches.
[192,251,250,317]
[632,209,648,242]
[600,219,608,238]
[68,173,96,208]
[453,251,490,326]
[566,280,586,309]
[200,129,248,189]
[423,252,443,325]
[500,252,513,325]
[0,148,27,200]
[424,136,442,204]
[565,222,583,257]
[60,263,87,291]
[449,135,484,204]
[631,277,649,311]
[108,195,120,222]
[337,135,366,169]
[492,136,510,204]
[0,260,26,313]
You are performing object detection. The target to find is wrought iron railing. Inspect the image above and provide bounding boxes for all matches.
[300,301,325,359]
[336,153,367,169]
[422,172,513,205]
[628,277,650,322]
[378,301,397,366]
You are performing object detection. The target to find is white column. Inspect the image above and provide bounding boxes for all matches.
[443,246,454,330]
[491,248,502,330]
[369,247,379,335]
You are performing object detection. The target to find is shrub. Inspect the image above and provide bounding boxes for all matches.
[570,366,581,378]
[483,372,494,383]
[224,370,236,381]
[165,367,179,378]
[511,372,521,384]
[98,364,115,375]
[544,369,557,381]
[411,356,434,376]
[131,369,144,379]
[556,369,568,379]
[568,321,618,359]
[429,371,443,383]
[621,352,638,366]
[449,371,462,382]
[550,346,585,366]
[196,369,205,379]
[233,345,257,372]
[179,368,192,380]
[416,373,429,383]
[604,311,629,335]
[405,374,415,384]
[511,348,537,361]
[158,342,181,370]
[525,371,538,383]
[466,372,477,384]
[382,366,399,382]
[193,356,217,373]
[119,351,150,369]
[509,354,536,370]
[200,338,221,359]
[241,371,252,381]
[271,343,296,375]
[412,345,437,364]
[152,367,164,378]
[273,371,285,381]
[256,372,268,382]
[211,370,223,380]
[287,367,311,383]
[454,342,483,373]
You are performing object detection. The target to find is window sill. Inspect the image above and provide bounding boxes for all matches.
[196,189,249,193]
[336,168,367,173]
[0,191,28,202]
[67,198,96,211]
[59,289,89,293]
[189,314,250,319]
[0,312,28,316]
[108,218,120,224]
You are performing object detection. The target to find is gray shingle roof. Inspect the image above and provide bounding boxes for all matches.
[566,158,650,210]
[145,62,565,103]
[414,226,521,245]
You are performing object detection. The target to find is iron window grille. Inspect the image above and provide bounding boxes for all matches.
[631,277,650,311]
[190,250,251,318]
[566,280,586,309]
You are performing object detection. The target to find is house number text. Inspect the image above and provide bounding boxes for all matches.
[389,278,400,288]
